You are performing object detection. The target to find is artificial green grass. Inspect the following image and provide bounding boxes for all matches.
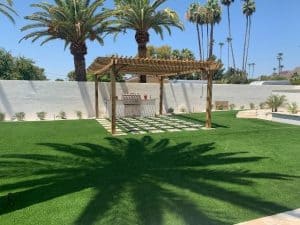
[0,111,299,225]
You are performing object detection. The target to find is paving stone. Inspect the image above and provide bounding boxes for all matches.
[166,129,181,132]
[183,128,198,131]
[150,130,164,133]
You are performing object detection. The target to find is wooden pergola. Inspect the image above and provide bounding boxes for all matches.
[88,56,220,134]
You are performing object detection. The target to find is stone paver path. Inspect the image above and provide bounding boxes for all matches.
[96,116,203,135]
[236,208,300,225]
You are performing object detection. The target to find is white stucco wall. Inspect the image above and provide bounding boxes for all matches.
[0,80,299,121]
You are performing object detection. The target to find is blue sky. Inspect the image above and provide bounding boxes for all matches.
[1,0,299,80]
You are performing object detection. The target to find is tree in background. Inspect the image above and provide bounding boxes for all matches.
[0,48,46,80]
[221,67,248,84]
[67,71,124,82]
[242,0,256,73]
[290,73,300,85]
[114,0,183,83]
[186,2,206,60]
[21,0,115,81]
[221,0,235,68]
[0,0,17,23]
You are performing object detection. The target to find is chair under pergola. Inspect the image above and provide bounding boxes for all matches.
[88,56,220,135]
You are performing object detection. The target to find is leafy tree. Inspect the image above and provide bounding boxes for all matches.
[221,67,248,84]
[0,0,17,23]
[0,49,46,80]
[290,72,300,85]
[265,95,287,112]
[67,70,124,82]
[114,0,184,83]
[21,0,115,81]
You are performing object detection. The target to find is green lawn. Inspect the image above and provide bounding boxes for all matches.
[0,111,299,225]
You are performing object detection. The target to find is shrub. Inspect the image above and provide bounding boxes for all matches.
[290,72,300,85]
[265,95,287,112]
[0,112,5,121]
[249,103,255,110]
[76,111,82,119]
[36,112,47,120]
[167,107,174,114]
[179,106,187,113]
[259,102,266,109]
[229,104,235,110]
[15,112,25,121]
[240,105,245,110]
[59,111,67,119]
[288,102,298,114]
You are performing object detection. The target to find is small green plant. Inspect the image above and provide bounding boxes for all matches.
[36,112,47,120]
[0,112,5,121]
[167,107,174,114]
[288,102,298,114]
[229,104,235,110]
[240,105,245,110]
[15,112,25,121]
[59,111,67,119]
[76,111,82,119]
[265,95,287,112]
[259,102,266,109]
[249,103,255,110]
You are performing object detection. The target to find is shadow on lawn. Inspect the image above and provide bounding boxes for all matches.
[175,114,229,128]
[0,136,297,225]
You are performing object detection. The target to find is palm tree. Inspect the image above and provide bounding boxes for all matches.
[219,42,224,62]
[242,0,256,72]
[221,0,235,69]
[277,52,283,75]
[21,0,115,81]
[114,0,183,83]
[0,0,17,23]
[205,0,221,129]
[186,3,206,61]
[273,67,277,75]
[206,0,221,59]
[226,37,232,69]
[265,95,287,112]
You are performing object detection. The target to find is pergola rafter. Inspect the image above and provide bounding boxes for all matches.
[88,56,220,134]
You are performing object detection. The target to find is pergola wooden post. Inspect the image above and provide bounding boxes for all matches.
[206,71,213,128]
[88,56,220,135]
[95,75,99,118]
[159,77,164,115]
[110,62,117,135]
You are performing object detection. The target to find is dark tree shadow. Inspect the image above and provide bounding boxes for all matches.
[174,114,229,128]
[0,136,297,225]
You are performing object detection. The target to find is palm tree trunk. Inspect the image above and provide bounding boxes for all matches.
[245,16,252,74]
[227,40,230,70]
[70,42,87,81]
[135,30,149,83]
[206,24,209,59]
[201,25,204,61]
[242,16,249,72]
[209,23,214,58]
[196,24,202,60]
[227,5,236,69]
[73,54,87,81]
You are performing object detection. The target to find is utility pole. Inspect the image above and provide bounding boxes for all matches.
[219,42,224,62]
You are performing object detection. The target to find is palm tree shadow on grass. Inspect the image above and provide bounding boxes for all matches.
[0,136,298,225]
[174,114,229,128]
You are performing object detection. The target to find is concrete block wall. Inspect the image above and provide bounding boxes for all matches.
[0,80,299,121]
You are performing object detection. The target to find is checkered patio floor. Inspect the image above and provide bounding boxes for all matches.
[96,116,203,135]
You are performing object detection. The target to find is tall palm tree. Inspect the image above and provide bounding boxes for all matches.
[218,42,224,62]
[242,0,256,72]
[221,0,235,69]
[205,0,221,129]
[21,0,115,81]
[226,37,232,69]
[277,52,283,75]
[206,0,221,59]
[114,0,183,83]
[186,3,206,61]
[0,0,17,23]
